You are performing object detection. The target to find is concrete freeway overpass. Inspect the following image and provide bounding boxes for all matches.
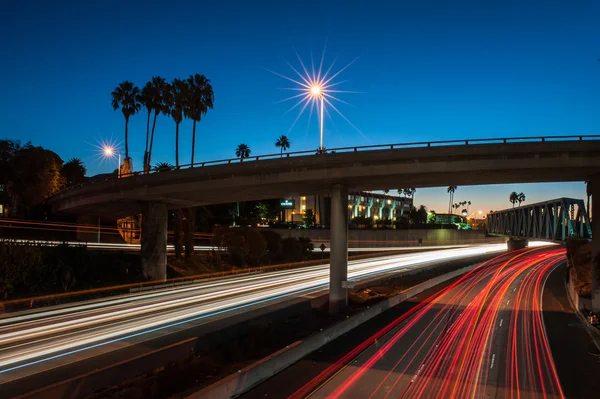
[48,135,600,313]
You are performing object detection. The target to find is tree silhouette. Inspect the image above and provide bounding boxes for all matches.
[139,82,153,169]
[509,192,519,208]
[146,76,169,169]
[164,78,189,168]
[153,162,174,172]
[111,81,140,159]
[62,158,86,186]
[517,192,526,208]
[185,74,214,165]
[447,186,457,213]
[236,144,251,159]
[275,135,291,157]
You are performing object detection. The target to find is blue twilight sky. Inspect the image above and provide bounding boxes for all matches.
[1,0,598,213]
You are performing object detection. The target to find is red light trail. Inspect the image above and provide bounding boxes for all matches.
[293,248,566,399]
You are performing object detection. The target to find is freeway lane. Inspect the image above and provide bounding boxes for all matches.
[289,248,565,399]
[0,238,476,252]
[0,245,508,389]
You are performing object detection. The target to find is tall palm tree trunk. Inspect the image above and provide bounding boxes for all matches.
[191,121,197,165]
[124,116,130,158]
[175,123,180,168]
[280,148,283,158]
[148,112,158,167]
[144,111,151,167]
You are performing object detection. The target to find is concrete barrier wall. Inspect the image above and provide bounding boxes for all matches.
[566,266,592,312]
[567,267,582,311]
[189,263,479,399]
[272,228,505,247]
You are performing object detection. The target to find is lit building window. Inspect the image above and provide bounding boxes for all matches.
[387,200,392,205]
[0,204,3,216]
[301,196,306,200]
[361,196,365,202]
[301,205,306,211]
[0,184,4,192]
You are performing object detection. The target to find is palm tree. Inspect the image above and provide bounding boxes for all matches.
[236,144,251,159]
[185,74,214,165]
[509,192,519,208]
[275,135,291,157]
[138,82,153,169]
[111,81,141,159]
[517,192,526,208]
[145,76,169,170]
[404,188,416,211]
[447,186,457,213]
[154,162,174,172]
[165,78,188,168]
[61,158,86,186]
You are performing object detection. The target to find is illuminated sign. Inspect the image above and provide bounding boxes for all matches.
[280,199,295,209]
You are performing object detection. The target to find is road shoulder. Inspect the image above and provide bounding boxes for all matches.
[543,263,600,399]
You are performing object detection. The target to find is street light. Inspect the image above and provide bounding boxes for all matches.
[103,145,121,178]
[310,84,325,152]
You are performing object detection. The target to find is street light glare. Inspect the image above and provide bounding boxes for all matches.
[103,147,114,157]
[270,49,362,151]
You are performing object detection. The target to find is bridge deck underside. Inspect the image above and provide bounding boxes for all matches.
[49,141,600,218]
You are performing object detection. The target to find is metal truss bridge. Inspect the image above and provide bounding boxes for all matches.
[486,198,591,242]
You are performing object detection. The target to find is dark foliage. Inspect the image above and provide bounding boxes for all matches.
[212,227,267,267]
[0,241,143,301]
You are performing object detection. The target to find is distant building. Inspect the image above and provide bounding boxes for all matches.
[282,191,413,225]
[469,217,487,230]
[434,213,465,225]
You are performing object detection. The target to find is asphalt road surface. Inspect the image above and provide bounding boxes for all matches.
[0,245,507,395]
[246,247,570,399]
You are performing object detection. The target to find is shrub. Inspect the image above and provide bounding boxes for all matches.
[259,230,282,264]
[0,240,143,301]
[281,236,314,262]
[212,227,267,267]
[281,237,303,262]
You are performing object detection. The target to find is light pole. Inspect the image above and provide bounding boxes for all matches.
[103,145,122,178]
[311,85,325,152]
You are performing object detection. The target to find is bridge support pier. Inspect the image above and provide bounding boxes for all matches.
[141,202,168,281]
[330,183,349,315]
[592,181,600,313]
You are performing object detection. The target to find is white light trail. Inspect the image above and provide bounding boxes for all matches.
[0,244,547,380]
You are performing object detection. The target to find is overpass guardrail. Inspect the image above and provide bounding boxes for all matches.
[52,134,600,196]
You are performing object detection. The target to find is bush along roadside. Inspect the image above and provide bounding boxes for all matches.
[211,227,314,267]
[0,240,143,309]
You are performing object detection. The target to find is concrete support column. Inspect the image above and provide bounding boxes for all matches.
[592,179,600,312]
[76,215,100,243]
[330,183,349,315]
[141,202,168,281]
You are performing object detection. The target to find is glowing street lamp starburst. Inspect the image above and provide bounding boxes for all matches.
[89,137,123,176]
[268,46,363,151]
